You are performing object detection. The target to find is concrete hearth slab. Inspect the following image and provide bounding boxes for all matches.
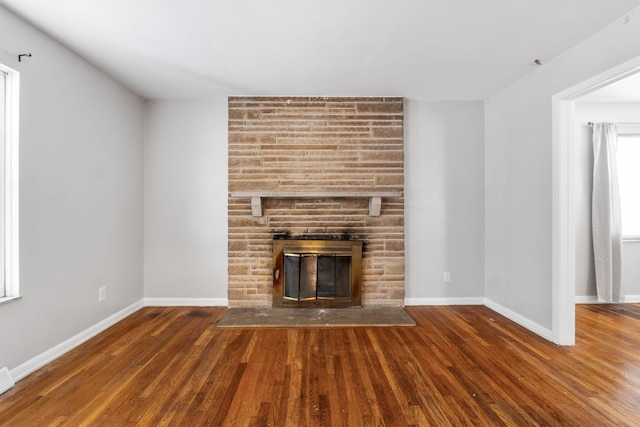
[216,306,416,328]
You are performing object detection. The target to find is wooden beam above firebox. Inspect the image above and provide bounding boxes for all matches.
[229,190,402,217]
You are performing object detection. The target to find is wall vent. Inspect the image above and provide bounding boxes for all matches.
[0,367,15,395]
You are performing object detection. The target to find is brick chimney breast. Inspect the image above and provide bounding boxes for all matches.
[228,97,405,307]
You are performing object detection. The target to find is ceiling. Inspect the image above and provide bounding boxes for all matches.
[2,0,640,100]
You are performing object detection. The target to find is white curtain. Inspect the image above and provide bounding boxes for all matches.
[592,122,623,303]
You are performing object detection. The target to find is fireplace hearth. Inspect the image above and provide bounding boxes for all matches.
[272,239,362,308]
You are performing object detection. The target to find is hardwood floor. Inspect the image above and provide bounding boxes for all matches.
[1,304,640,426]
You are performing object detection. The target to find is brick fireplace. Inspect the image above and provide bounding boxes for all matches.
[228,96,404,307]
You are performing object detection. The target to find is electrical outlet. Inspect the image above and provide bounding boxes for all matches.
[98,286,107,302]
[444,271,451,283]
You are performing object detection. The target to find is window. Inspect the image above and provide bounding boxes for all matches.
[0,61,19,302]
[617,133,640,238]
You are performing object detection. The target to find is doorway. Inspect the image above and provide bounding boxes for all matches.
[553,57,640,345]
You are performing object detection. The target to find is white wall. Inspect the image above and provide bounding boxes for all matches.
[143,100,228,301]
[0,7,144,370]
[405,101,485,303]
[574,102,640,298]
[622,244,640,298]
[5,0,637,376]
[485,7,640,330]
[572,108,596,297]
[143,99,484,306]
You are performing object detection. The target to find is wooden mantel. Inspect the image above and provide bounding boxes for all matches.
[230,190,402,217]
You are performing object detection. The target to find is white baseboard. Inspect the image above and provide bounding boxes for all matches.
[484,298,553,341]
[9,298,229,383]
[406,297,553,342]
[10,294,580,384]
[143,297,228,307]
[10,299,144,382]
[575,295,640,304]
[404,297,485,306]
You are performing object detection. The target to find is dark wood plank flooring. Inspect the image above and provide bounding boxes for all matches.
[1,304,640,426]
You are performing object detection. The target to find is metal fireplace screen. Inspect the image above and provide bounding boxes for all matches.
[273,239,362,308]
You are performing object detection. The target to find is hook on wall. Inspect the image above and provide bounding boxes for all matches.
[18,53,32,62]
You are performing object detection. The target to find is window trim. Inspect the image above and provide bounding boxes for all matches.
[0,60,20,304]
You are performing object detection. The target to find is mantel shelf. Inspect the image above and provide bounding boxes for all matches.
[230,190,402,217]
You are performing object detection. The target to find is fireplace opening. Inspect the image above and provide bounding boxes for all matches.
[283,254,352,301]
[273,239,362,307]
